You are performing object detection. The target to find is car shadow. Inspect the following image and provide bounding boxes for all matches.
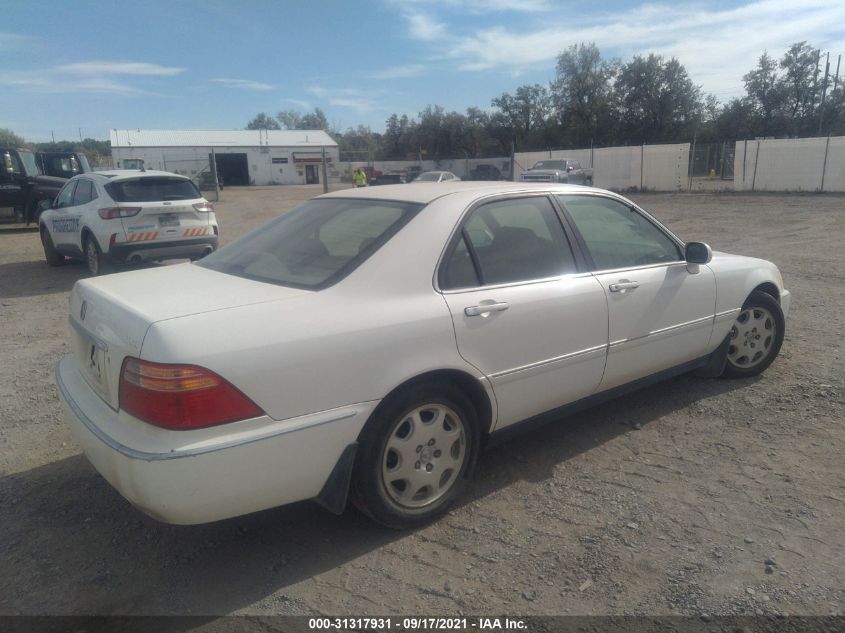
[0,260,88,299]
[0,372,757,616]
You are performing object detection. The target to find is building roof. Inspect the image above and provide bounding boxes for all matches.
[110,129,337,148]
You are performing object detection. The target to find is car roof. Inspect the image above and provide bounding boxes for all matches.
[319,181,606,205]
[81,169,192,183]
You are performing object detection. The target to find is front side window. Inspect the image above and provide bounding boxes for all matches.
[557,195,682,271]
[54,181,77,208]
[105,177,201,202]
[199,198,422,289]
[441,196,577,289]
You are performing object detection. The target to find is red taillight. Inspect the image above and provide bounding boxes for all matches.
[119,358,264,430]
[192,202,213,212]
[99,206,142,219]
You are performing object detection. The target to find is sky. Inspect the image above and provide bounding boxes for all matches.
[2,0,844,142]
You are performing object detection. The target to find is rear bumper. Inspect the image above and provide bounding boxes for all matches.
[107,236,218,263]
[55,354,376,524]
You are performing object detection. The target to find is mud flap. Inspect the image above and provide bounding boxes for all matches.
[695,334,731,378]
[314,443,358,515]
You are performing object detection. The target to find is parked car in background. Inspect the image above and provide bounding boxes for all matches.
[56,182,789,529]
[522,159,593,185]
[405,165,423,182]
[39,170,218,275]
[369,173,404,186]
[36,151,91,179]
[467,164,501,181]
[415,171,460,182]
[0,147,66,224]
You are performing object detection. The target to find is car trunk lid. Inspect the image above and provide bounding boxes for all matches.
[68,264,309,409]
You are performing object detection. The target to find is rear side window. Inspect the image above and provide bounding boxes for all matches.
[440,196,578,289]
[105,177,201,202]
[199,198,422,289]
[72,179,95,205]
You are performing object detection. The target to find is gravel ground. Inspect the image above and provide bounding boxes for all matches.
[0,186,842,617]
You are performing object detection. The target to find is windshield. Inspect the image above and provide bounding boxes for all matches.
[105,177,201,201]
[17,150,39,177]
[199,198,423,289]
[416,172,441,181]
[532,160,567,170]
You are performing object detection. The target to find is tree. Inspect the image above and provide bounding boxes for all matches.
[300,107,329,131]
[742,52,785,136]
[779,42,820,136]
[0,128,27,147]
[276,110,302,130]
[552,43,617,147]
[615,54,704,143]
[246,113,280,130]
[491,84,551,150]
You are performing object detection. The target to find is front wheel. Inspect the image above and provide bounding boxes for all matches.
[40,228,65,267]
[722,291,784,378]
[351,383,480,529]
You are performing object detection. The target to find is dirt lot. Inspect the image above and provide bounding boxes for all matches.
[0,186,842,618]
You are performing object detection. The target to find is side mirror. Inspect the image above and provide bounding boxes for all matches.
[685,241,712,264]
[566,166,573,172]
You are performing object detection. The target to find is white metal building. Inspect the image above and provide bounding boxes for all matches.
[109,129,339,186]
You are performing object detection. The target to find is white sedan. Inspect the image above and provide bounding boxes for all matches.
[415,170,461,182]
[56,183,790,528]
[39,170,218,275]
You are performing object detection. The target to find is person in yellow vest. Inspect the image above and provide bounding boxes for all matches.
[353,168,368,187]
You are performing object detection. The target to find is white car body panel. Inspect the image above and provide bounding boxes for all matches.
[596,261,716,390]
[56,182,791,524]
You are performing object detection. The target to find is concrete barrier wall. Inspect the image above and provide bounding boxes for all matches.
[336,157,512,180]
[734,136,845,192]
[514,143,690,191]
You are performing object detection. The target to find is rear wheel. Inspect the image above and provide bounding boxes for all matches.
[40,228,65,267]
[722,291,784,378]
[352,383,479,529]
[84,235,110,276]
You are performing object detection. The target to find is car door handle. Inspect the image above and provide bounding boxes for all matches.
[608,280,640,293]
[465,302,509,316]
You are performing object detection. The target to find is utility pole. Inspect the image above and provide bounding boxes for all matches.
[818,52,831,136]
[834,55,842,92]
[78,128,83,142]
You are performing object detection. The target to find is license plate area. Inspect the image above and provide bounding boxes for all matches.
[159,214,180,228]
[72,321,109,396]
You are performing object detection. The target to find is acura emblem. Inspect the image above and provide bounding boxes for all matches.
[80,300,87,321]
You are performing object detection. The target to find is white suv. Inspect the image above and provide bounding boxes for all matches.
[39,170,219,275]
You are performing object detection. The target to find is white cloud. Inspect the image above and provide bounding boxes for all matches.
[285,98,313,109]
[210,78,274,91]
[306,85,328,98]
[55,61,186,76]
[367,64,427,79]
[395,0,551,14]
[0,71,146,95]
[406,12,448,41]
[407,0,845,101]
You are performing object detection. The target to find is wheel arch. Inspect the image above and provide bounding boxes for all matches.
[365,368,495,440]
[752,281,780,303]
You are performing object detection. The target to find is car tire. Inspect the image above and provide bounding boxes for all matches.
[84,235,110,276]
[351,382,480,529]
[40,228,65,267]
[722,290,785,378]
[28,198,52,225]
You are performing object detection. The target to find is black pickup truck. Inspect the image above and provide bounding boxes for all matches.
[36,151,91,179]
[0,147,66,224]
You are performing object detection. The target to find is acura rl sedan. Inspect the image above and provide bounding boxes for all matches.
[56,182,790,528]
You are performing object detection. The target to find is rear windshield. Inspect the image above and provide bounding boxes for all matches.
[105,177,201,202]
[199,198,423,289]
